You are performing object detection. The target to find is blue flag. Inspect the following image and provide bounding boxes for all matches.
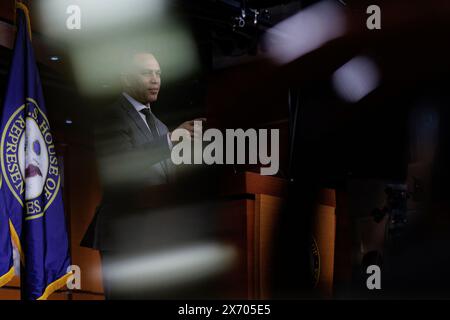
[0,177,14,287]
[0,4,71,299]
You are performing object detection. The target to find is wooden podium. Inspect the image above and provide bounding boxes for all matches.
[0,171,288,300]
[129,170,289,299]
[219,171,288,299]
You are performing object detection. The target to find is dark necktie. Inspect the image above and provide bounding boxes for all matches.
[139,107,170,180]
[139,107,159,138]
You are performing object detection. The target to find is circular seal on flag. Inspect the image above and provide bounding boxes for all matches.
[0,98,60,220]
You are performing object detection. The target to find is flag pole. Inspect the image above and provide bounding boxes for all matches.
[13,0,32,301]
[15,1,32,41]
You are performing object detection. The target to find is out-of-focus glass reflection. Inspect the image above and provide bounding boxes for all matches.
[36,0,198,96]
[264,0,346,65]
[332,55,381,103]
[102,242,237,294]
[38,0,167,35]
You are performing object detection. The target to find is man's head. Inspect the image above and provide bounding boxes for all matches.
[121,52,161,104]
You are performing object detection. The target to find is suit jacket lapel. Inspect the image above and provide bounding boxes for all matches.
[119,95,153,142]
[119,96,171,182]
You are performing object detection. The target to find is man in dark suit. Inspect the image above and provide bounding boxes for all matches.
[81,52,204,299]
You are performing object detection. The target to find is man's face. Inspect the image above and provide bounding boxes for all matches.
[126,53,161,104]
